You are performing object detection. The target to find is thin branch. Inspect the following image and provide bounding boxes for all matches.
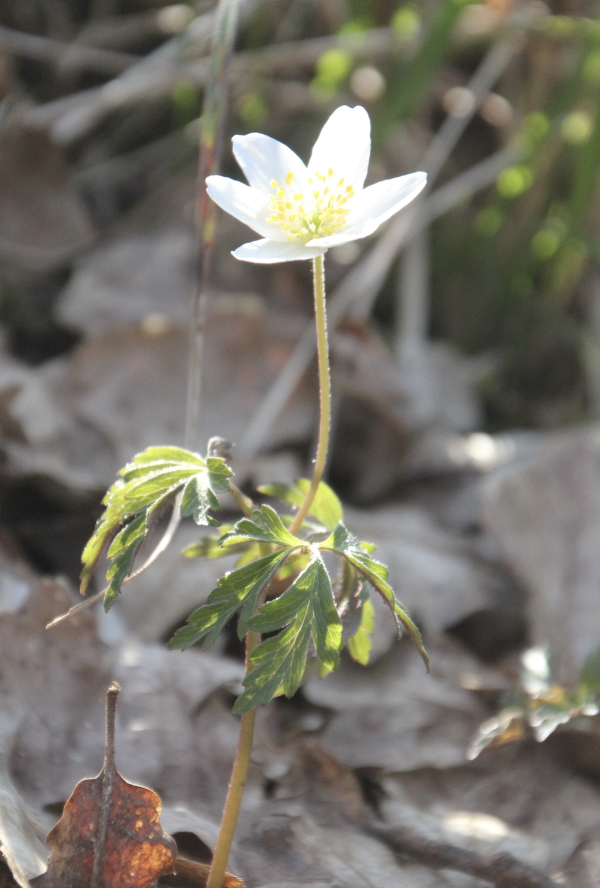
[45,494,183,630]
[0,25,138,75]
[368,822,558,888]
[185,0,243,451]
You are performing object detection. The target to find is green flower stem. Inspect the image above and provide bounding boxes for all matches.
[290,254,330,535]
[207,255,330,886]
[206,628,259,888]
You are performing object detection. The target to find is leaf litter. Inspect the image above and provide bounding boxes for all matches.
[0,29,600,888]
[35,682,177,888]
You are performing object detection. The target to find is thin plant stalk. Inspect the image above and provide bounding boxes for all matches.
[185,0,243,450]
[290,254,330,534]
[206,254,333,886]
[206,630,259,888]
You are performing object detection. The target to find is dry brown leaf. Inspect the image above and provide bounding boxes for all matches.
[3,306,314,492]
[36,683,176,888]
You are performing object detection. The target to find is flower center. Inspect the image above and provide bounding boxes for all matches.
[266,169,355,242]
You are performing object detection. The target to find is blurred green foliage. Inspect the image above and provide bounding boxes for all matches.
[209,0,600,431]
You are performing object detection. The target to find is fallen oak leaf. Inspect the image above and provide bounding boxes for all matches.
[34,682,176,888]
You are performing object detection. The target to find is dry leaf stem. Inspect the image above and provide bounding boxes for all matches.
[89,682,120,888]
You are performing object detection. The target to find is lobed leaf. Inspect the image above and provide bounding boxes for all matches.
[221,504,302,549]
[321,522,429,671]
[80,446,232,608]
[258,478,343,532]
[348,596,375,666]
[234,556,343,713]
[168,549,292,651]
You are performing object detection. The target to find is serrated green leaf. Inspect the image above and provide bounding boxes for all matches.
[221,504,302,548]
[180,475,220,524]
[258,478,343,532]
[234,557,343,713]
[167,549,292,651]
[103,514,147,610]
[207,457,234,494]
[580,642,600,694]
[348,596,375,666]
[124,446,207,468]
[321,521,429,671]
[80,445,232,606]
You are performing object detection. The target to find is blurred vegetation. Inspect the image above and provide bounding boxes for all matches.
[1,0,600,433]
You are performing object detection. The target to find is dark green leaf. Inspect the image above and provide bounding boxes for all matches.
[167,550,291,651]
[104,514,147,611]
[258,478,343,532]
[234,557,343,713]
[321,522,429,671]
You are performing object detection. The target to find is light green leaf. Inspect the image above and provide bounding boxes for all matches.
[181,526,239,559]
[221,504,302,548]
[321,521,429,671]
[348,596,375,666]
[259,478,343,532]
[80,446,232,607]
[234,556,343,713]
[167,549,292,650]
[580,642,600,694]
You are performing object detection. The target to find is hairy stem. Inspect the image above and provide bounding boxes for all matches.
[206,630,259,888]
[290,253,330,535]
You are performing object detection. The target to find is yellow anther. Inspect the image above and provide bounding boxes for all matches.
[270,179,278,188]
[337,178,344,187]
[328,168,334,177]
[285,171,294,185]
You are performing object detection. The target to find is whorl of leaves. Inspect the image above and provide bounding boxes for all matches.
[170,490,428,714]
[80,446,232,611]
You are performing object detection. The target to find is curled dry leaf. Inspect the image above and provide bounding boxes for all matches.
[35,683,176,888]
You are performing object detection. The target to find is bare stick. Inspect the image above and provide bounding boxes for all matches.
[368,822,557,888]
[185,0,243,450]
[0,24,137,75]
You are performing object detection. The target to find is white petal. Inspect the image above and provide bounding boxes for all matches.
[232,238,326,264]
[206,175,286,241]
[348,172,427,230]
[308,105,371,191]
[306,172,426,249]
[232,133,307,197]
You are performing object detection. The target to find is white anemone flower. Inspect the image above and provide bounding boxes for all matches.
[206,105,426,263]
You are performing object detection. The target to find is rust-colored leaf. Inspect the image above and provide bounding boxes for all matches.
[36,682,176,888]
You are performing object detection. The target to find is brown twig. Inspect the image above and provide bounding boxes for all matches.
[0,25,138,75]
[367,822,559,888]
